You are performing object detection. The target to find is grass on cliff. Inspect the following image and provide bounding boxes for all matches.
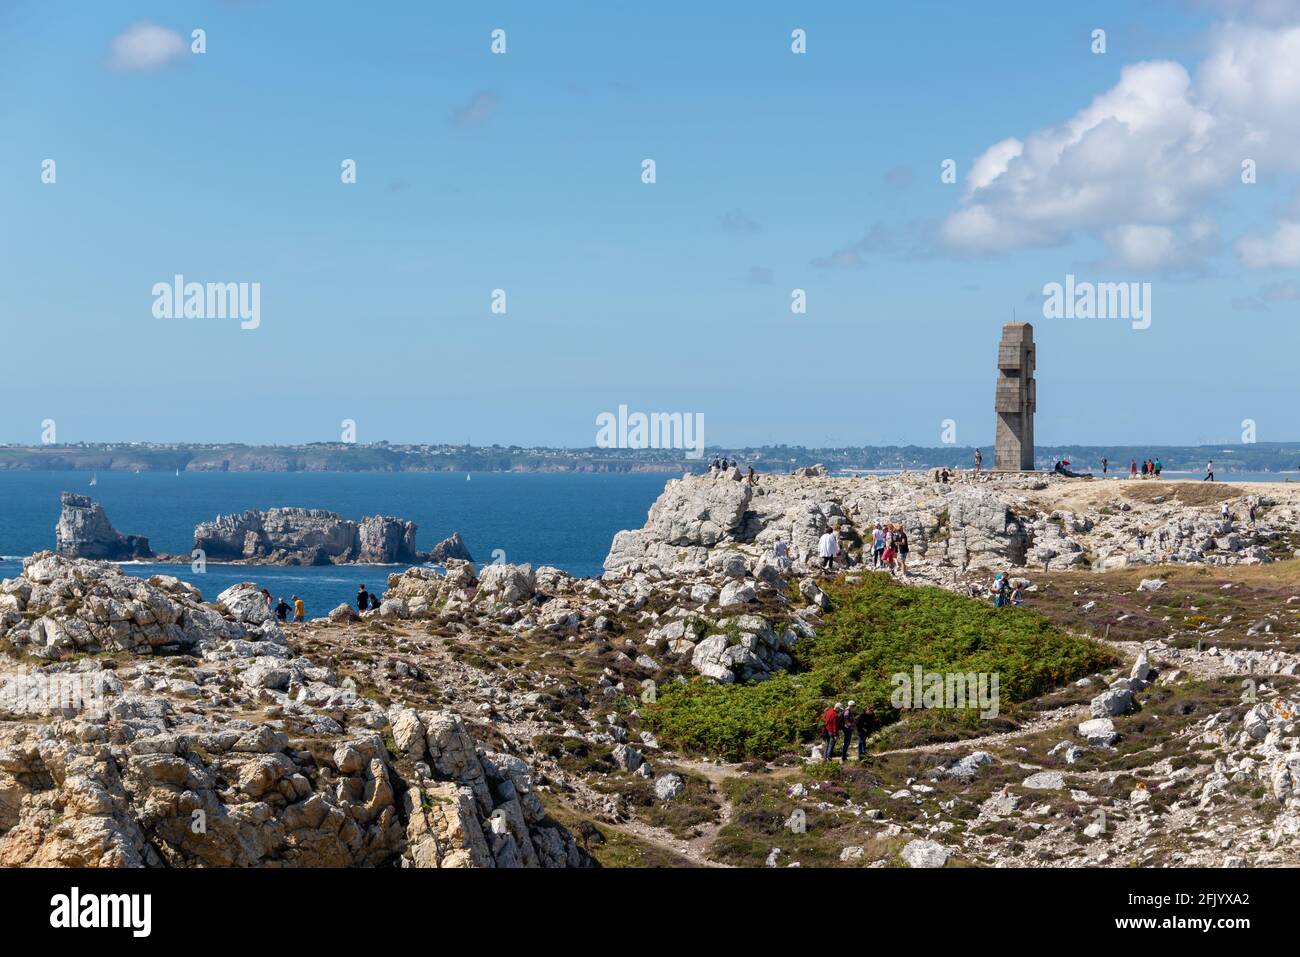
[645,572,1116,760]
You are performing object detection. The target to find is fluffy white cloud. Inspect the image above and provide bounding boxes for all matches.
[941,20,1300,270]
[106,22,188,72]
[1237,219,1300,266]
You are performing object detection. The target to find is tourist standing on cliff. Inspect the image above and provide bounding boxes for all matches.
[1102,457,1108,476]
[871,524,885,568]
[292,596,305,621]
[1130,459,1138,479]
[1204,460,1215,482]
[1154,458,1162,477]
[817,529,839,572]
[974,448,982,476]
[357,584,369,613]
[275,597,289,621]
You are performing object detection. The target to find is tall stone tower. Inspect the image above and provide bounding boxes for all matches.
[994,323,1035,471]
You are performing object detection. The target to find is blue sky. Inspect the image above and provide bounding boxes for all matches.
[2,0,1298,448]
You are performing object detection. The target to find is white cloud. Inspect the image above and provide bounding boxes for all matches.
[1237,219,1300,266]
[1105,225,1179,269]
[106,22,188,72]
[941,20,1300,271]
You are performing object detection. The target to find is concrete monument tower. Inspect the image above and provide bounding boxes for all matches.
[994,323,1035,471]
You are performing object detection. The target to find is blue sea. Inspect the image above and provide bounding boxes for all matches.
[0,470,670,616]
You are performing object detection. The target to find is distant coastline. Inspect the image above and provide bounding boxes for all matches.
[3,441,1300,475]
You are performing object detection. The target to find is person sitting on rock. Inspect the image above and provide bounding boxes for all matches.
[1010,583,1023,606]
[275,597,290,621]
[357,584,369,613]
[369,591,380,611]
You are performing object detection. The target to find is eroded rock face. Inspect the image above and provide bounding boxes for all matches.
[55,493,153,561]
[0,552,270,661]
[602,470,1292,578]
[427,532,473,564]
[194,509,427,565]
[0,554,590,869]
[357,516,419,564]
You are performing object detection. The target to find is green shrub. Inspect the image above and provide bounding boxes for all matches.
[645,572,1114,760]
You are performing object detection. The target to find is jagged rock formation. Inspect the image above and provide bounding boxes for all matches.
[193,509,425,565]
[356,516,419,564]
[0,554,588,868]
[54,493,153,561]
[604,470,1296,578]
[428,531,473,564]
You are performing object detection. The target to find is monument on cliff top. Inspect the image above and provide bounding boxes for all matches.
[994,322,1035,471]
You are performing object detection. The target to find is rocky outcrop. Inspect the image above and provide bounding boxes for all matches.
[428,531,473,564]
[603,471,1291,579]
[193,509,435,565]
[54,493,153,561]
[357,516,419,564]
[0,553,589,868]
[0,552,278,661]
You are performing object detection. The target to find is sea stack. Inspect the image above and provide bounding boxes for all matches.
[55,492,154,560]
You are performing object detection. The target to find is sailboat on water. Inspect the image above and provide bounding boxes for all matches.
[89,472,97,487]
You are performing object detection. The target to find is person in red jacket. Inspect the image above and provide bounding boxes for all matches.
[821,702,843,762]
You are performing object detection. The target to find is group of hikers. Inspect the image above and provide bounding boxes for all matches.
[989,571,1023,608]
[250,584,386,624]
[259,588,304,622]
[1100,456,1164,478]
[772,522,911,576]
[820,700,871,761]
[708,457,759,484]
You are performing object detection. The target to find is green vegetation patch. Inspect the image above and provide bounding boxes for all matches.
[646,573,1115,760]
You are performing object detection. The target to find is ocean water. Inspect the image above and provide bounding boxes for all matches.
[0,470,670,615]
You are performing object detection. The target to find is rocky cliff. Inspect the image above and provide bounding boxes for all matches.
[193,509,426,565]
[0,554,588,868]
[54,493,153,561]
[604,468,1297,579]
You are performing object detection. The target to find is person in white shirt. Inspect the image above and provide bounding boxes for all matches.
[817,530,839,571]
